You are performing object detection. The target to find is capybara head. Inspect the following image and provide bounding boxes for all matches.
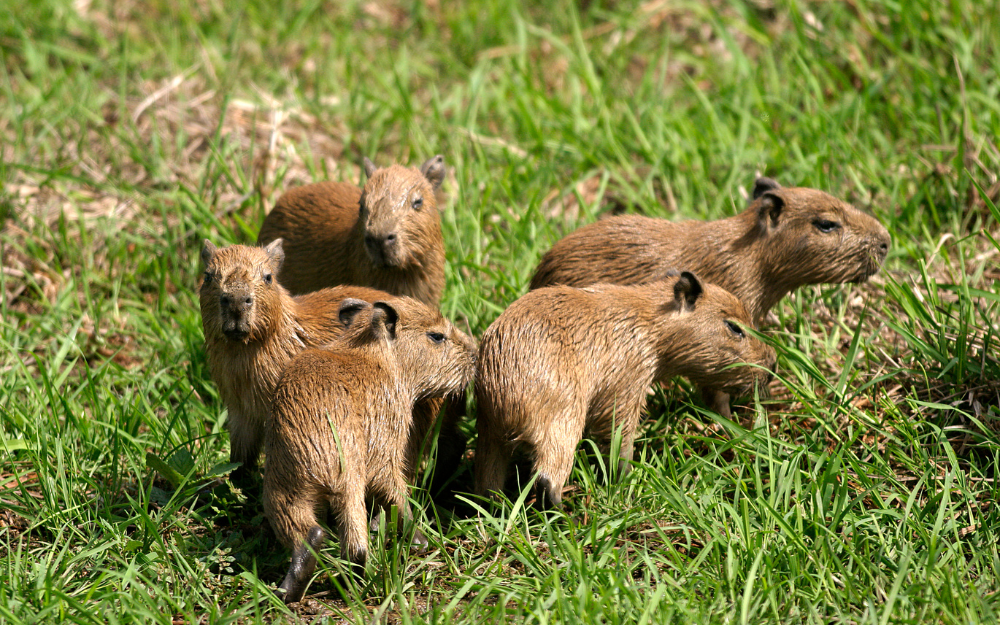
[748,178,890,285]
[200,239,286,343]
[359,155,446,269]
[340,295,476,400]
[663,271,776,396]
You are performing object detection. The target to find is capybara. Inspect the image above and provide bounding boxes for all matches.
[530,177,890,415]
[199,238,412,482]
[257,155,447,305]
[474,272,776,508]
[264,297,476,603]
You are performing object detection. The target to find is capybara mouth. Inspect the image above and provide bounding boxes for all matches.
[855,244,888,282]
[851,262,881,284]
[719,371,773,399]
[222,321,251,341]
[364,244,395,269]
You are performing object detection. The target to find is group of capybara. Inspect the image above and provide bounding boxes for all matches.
[197,155,891,602]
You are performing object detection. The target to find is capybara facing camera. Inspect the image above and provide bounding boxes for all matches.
[257,156,447,305]
[199,239,403,483]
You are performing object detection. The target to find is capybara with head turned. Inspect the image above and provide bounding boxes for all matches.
[198,238,422,483]
[474,272,776,509]
[257,155,447,305]
[264,297,476,604]
[530,177,890,415]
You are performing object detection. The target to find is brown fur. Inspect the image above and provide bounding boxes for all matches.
[474,273,776,508]
[530,178,889,417]
[198,238,406,480]
[263,297,476,603]
[257,155,447,305]
[530,178,890,325]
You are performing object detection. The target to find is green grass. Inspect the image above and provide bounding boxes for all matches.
[2,0,999,622]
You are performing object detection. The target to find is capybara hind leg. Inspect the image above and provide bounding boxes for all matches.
[278,525,325,604]
[473,429,511,500]
[338,491,369,580]
[532,415,585,509]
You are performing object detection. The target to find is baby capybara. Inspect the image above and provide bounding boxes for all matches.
[257,156,447,305]
[264,297,476,603]
[530,177,889,415]
[475,273,775,508]
[199,239,397,482]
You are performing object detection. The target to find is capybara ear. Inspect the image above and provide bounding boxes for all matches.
[201,239,217,267]
[363,157,377,179]
[419,155,446,190]
[373,301,399,339]
[338,298,372,327]
[752,177,781,199]
[756,192,784,232]
[673,271,704,311]
[264,238,285,272]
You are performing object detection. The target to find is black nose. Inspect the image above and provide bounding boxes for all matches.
[365,234,397,250]
[221,293,252,310]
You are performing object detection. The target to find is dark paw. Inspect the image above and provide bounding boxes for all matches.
[277,577,306,605]
[534,475,563,510]
[411,528,429,553]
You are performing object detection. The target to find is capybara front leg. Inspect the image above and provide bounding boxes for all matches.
[702,387,732,419]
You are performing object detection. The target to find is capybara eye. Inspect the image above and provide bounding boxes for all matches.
[264,274,273,285]
[203,271,212,284]
[427,332,445,344]
[412,197,423,210]
[725,320,745,338]
[813,219,840,233]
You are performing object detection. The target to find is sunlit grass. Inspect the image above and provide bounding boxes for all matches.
[1,0,999,622]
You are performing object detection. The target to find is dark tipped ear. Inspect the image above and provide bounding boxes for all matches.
[338,298,371,327]
[363,157,377,178]
[263,238,285,272]
[419,155,446,190]
[201,239,218,267]
[673,271,703,311]
[756,192,784,231]
[752,177,781,199]
[373,301,398,338]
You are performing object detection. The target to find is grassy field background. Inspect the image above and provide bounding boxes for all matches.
[2,0,999,622]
